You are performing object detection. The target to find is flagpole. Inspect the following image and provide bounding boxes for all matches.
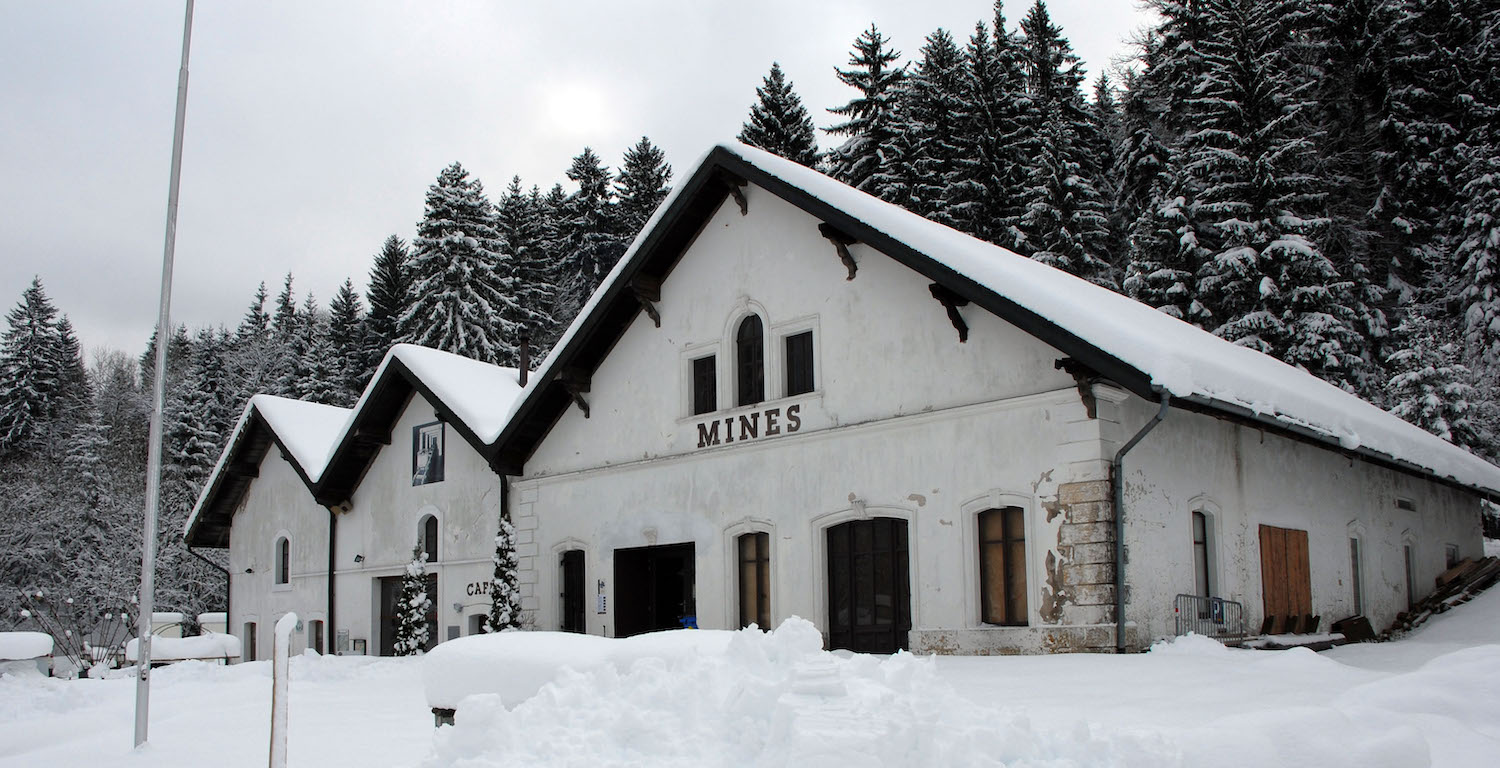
[136,0,194,747]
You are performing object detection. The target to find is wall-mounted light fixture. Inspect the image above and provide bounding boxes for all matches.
[452,602,464,613]
[243,568,253,574]
[353,554,365,563]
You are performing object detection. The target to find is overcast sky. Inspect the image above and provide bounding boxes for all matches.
[1,1,1153,359]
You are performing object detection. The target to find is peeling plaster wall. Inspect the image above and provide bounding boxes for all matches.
[1117,396,1485,646]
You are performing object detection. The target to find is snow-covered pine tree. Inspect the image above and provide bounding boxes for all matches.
[890,29,970,224]
[271,273,299,340]
[1186,0,1367,391]
[327,279,365,405]
[1123,172,1201,321]
[296,303,343,406]
[0,278,66,458]
[1456,146,1500,370]
[615,137,673,236]
[402,162,522,367]
[825,25,906,193]
[738,62,820,167]
[486,515,523,632]
[1139,0,1214,144]
[540,182,582,344]
[555,149,624,321]
[1017,1,1115,287]
[1386,314,1489,453]
[167,328,231,491]
[364,235,412,377]
[393,545,432,655]
[1114,71,1171,240]
[497,177,558,354]
[1090,74,1130,271]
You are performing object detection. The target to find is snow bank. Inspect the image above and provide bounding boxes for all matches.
[423,626,739,710]
[1147,632,1234,657]
[0,631,54,660]
[125,634,241,662]
[426,618,1178,767]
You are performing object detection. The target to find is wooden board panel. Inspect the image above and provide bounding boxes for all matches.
[1287,528,1312,617]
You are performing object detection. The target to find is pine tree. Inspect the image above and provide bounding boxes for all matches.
[1114,71,1171,238]
[738,62,820,167]
[166,328,230,498]
[1387,314,1488,452]
[0,278,66,457]
[497,177,557,351]
[825,25,906,192]
[1186,0,1367,391]
[295,305,342,406]
[393,545,432,656]
[327,279,365,405]
[237,282,271,341]
[615,137,673,235]
[891,29,970,223]
[272,273,299,340]
[555,149,624,319]
[1124,173,1201,320]
[402,162,522,366]
[1457,147,1500,369]
[486,516,523,632]
[364,235,412,376]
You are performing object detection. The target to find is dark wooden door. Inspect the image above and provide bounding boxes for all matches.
[1259,525,1311,633]
[613,543,696,637]
[561,550,585,633]
[827,518,911,653]
[378,573,437,656]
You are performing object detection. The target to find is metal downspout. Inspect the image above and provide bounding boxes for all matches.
[328,509,337,654]
[187,546,230,636]
[1114,392,1171,653]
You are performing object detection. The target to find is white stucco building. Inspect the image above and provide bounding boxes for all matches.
[186,142,1500,657]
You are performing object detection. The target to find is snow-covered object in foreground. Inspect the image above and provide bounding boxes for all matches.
[125,633,242,662]
[424,621,764,710]
[0,631,54,660]
[515,141,1500,496]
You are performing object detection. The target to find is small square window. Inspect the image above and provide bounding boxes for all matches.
[692,355,717,415]
[785,331,814,397]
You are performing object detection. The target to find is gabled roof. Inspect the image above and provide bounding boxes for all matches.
[183,395,350,548]
[184,344,524,547]
[314,344,523,505]
[492,142,1500,499]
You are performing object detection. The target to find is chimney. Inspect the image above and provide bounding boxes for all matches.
[518,332,531,388]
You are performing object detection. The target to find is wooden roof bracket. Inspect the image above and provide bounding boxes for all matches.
[1054,357,1100,419]
[631,276,663,328]
[818,222,858,280]
[928,283,970,343]
[558,368,592,419]
[228,462,260,479]
[353,426,391,445]
[716,170,748,215]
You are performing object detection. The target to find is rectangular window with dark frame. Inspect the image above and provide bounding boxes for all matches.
[738,532,771,629]
[785,331,814,397]
[692,355,717,415]
[1350,537,1363,615]
[978,507,1028,626]
[1192,511,1211,597]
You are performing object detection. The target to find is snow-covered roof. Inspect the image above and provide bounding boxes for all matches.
[185,344,525,547]
[497,141,1500,498]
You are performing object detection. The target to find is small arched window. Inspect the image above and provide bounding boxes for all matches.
[275,537,290,585]
[736,315,764,407]
[420,515,438,564]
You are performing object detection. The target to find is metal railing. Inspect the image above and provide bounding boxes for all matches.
[1173,594,1246,643]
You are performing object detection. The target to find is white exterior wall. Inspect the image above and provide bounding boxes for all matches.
[521,187,1124,652]
[227,449,329,662]
[333,392,503,653]
[1119,396,1485,643]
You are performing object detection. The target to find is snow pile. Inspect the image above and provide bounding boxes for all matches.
[1147,632,1234,657]
[424,626,736,709]
[425,618,1179,767]
[250,394,353,480]
[124,633,241,662]
[0,632,53,660]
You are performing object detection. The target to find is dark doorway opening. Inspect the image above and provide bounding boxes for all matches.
[614,543,695,637]
[561,549,586,633]
[827,518,911,653]
[378,573,437,656]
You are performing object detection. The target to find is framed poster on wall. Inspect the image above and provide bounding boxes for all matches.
[412,421,445,485]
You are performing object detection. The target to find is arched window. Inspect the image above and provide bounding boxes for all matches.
[419,515,438,564]
[978,507,1027,626]
[275,537,290,585]
[1192,511,1211,597]
[736,315,764,407]
[737,532,770,629]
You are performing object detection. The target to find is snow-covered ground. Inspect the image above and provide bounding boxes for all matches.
[4,588,1499,768]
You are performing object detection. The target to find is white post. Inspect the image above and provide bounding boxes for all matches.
[269,612,297,768]
[135,0,195,748]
